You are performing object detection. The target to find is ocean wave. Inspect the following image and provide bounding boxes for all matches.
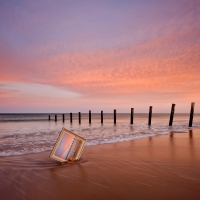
[0,120,199,157]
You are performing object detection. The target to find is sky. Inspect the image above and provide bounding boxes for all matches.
[0,0,200,113]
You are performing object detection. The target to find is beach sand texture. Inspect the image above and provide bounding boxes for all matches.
[0,129,200,200]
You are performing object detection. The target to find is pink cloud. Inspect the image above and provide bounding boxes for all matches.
[1,23,200,100]
[26,23,199,98]
[1,0,200,113]
[0,91,10,98]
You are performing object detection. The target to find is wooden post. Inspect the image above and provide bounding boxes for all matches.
[55,115,57,122]
[148,106,152,126]
[62,114,65,122]
[169,104,175,126]
[89,110,91,124]
[79,112,81,124]
[189,102,195,127]
[48,115,50,121]
[114,109,116,125]
[130,108,134,124]
[70,113,72,123]
[101,110,103,124]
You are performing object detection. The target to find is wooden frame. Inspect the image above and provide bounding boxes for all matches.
[50,127,86,162]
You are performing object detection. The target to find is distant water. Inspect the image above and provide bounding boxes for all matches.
[0,113,200,157]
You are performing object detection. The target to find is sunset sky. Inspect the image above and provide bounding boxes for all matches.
[0,0,200,113]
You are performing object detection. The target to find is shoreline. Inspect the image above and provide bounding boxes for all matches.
[1,112,200,158]
[0,129,200,199]
[0,127,194,158]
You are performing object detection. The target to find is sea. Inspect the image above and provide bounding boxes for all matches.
[0,113,200,157]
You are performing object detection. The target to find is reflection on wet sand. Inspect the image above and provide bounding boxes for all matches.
[0,130,200,200]
[189,130,195,159]
[189,129,193,138]
[169,130,197,160]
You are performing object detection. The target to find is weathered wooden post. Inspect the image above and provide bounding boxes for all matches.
[148,106,152,126]
[101,110,103,124]
[189,102,195,127]
[70,113,72,123]
[79,112,81,124]
[114,109,116,125]
[55,115,57,122]
[48,115,50,121]
[130,108,134,124]
[169,104,175,126]
[62,114,65,122]
[89,110,91,124]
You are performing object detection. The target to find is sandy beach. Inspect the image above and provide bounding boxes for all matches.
[1,129,200,200]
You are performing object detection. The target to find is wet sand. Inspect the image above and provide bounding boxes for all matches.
[0,129,200,200]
